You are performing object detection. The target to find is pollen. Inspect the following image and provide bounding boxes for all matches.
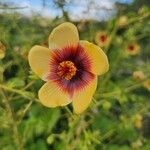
[57,61,77,80]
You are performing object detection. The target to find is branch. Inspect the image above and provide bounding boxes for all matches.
[0,89,24,150]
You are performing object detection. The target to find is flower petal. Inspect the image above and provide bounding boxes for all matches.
[0,49,5,59]
[48,22,79,49]
[72,77,97,114]
[38,82,71,107]
[28,45,51,81]
[80,40,109,75]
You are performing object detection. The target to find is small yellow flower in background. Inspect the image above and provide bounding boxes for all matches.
[95,31,110,47]
[143,79,150,91]
[118,16,128,27]
[0,41,6,59]
[28,22,109,114]
[133,71,145,80]
[134,114,143,129]
[126,43,140,55]
[131,139,143,150]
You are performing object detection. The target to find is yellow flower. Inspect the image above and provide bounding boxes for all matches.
[95,31,110,47]
[134,114,142,129]
[131,139,142,150]
[133,71,145,80]
[118,16,128,27]
[0,41,6,59]
[143,79,150,91]
[126,43,140,55]
[28,22,109,114]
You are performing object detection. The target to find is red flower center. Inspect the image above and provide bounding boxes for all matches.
[128,45,134,51]
[47,44,95,97]
[100,35,107,42]
[57,61,77,80]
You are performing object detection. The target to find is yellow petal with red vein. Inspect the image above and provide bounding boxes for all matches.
[38,82,71,107]
[48,22,79,49]
[80,40,109,75]
[28,45,51,81]
[72,77,97,114]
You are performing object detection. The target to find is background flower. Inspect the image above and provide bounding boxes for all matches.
[126,43,141,55]
[143,79,150,91]
[133,71,145,80]
[118,16,128,27]
[0,41,6,59]
[95,31,110,47]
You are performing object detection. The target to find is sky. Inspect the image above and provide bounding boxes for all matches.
[0,0,133,20]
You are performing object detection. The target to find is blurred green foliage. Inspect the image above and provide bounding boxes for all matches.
[0,1,150,150]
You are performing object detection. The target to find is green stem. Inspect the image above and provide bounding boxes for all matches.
[64,106,76,120]
[23,81,35,90]
[97,78,148,98]
[0,89,24,150]
[99,129,114,141]
[0,83,39,102]
[127,12,150,25]
[135,33,150,41]
[105,20,119,53]
[18,101,33,124]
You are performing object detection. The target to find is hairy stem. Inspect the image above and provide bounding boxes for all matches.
[0,89,24,150]
[0,83,39,102]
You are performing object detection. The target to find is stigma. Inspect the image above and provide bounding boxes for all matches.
[57,61,77,80]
